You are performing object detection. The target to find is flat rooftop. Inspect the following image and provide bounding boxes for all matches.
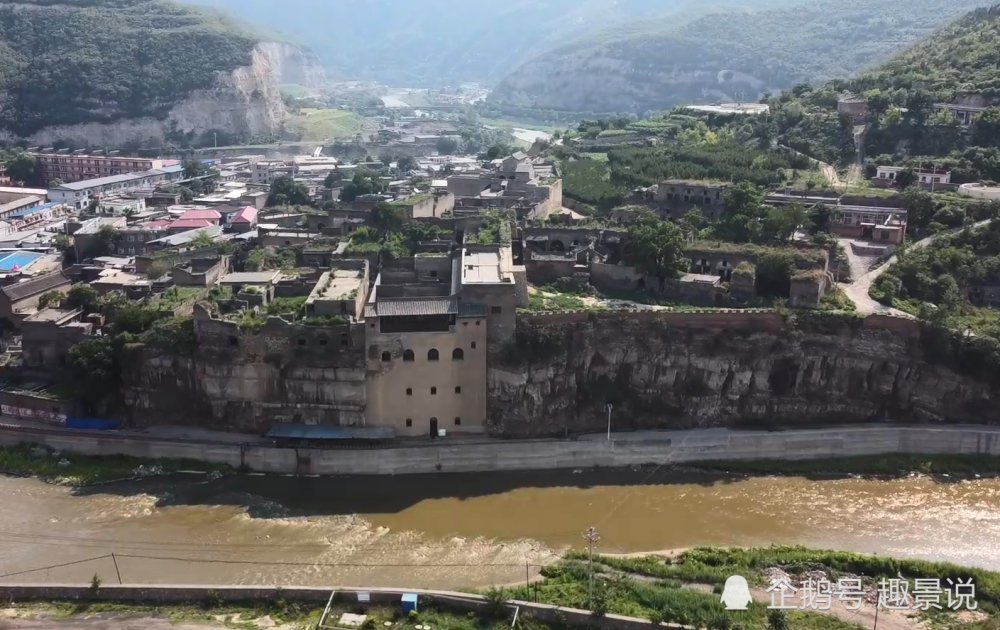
[462,247,516,285]
[220,271,281,285]
[316,269,364,301]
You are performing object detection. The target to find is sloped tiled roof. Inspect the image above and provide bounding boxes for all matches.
[1,271,70,302]
[364,297,457,319]
[232,206,258,224]
[178,209,221,221]
[170,219,213,230]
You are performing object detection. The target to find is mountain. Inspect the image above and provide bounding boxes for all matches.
[488,0,991,115]
[181,0,745,87]
[0,0,318,149]
[860,4,1000,98]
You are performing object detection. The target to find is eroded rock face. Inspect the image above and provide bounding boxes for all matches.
[487,313,998,437]
[23,42,319,148]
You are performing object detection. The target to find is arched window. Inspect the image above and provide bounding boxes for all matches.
[403,350,415,362]
[430,387,437,395]
[381,351,391,362]
[454,417,462,426]
[471,341,477,349]
[297,337,307,346]
[318,336,329,347]
[452,348,464,361]
[340,333,349,347]
[427,349,440,361]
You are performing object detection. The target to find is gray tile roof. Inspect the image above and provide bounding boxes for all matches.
[2,271,70,302]
[364,297,457,318]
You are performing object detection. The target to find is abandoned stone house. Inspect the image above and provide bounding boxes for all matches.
[655,180,730,220]
[0,271,72,328]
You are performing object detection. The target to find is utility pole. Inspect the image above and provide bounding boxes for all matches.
[606,404,613,441]
[583,526,600,607]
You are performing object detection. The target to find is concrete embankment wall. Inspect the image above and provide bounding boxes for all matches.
[1,424,999,476]
[0,584,680,630]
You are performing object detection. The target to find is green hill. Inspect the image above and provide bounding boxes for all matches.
[858,5,1000,100]
[488,0,990,115]
[181,0,732,86]
[0,0,261,137]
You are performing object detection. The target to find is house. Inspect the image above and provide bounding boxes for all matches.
[305,260,368,319]
[47,165,184,210]
[873,166,953,191]
[21,308,92,369]
[70,216,128,261]
[0,271,72,326]
[655,180,729,220]
[934,102,988,125]
[168,219,214,234]
[177,209,222,225]
[230,206,259,233]
[831,205,907,244]
[172,257,229,287]
[837,93,868,121]
[117,221,172,256]
[98,197,146,216]
[144,225,223,254]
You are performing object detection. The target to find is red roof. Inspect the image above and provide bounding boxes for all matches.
[232,206,258,224]
[178,209,221,221]
[170,219,213,230]
[143,220,173,229]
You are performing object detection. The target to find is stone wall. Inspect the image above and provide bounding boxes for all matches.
[121,307,367,431]
[487,311,997,438]
[1,422,999,476]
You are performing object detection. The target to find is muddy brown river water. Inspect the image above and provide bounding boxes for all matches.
[1,469,999,589]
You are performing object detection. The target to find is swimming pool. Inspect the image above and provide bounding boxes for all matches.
[0,251,43,271]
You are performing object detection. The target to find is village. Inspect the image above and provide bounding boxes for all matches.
[0,96,990,441]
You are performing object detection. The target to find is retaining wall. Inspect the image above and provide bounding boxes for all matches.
[0,424,998,476]
[0,584,683,630]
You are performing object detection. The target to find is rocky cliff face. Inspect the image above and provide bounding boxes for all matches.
[24,42,317,148]
[487,312,998,437]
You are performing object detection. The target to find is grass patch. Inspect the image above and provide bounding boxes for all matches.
[523,291,588,313]
[155,286,202,311]
[286,108,366,141]
[0,443,232,486]
[818,287,857,312]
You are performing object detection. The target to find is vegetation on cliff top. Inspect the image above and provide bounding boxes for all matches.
[0,0,261,136]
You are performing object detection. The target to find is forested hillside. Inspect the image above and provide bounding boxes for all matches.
[859,5,1000,99]
[0,0,261,137]
[489,0,989,115]
[182,0,779,87]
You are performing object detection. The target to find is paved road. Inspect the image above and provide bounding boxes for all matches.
[842,219,994,315]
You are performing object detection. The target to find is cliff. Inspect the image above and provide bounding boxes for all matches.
[122,308,366,431]
[0,1,319,148]
[487,312,999,437]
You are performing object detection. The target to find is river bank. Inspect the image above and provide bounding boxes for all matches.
[1,424,999,477]
[5,442,1000,489]
[2,547,997,630]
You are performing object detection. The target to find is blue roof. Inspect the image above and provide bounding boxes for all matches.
[11,201,60,219]
[401,594,418,602]
[266,424,396,440]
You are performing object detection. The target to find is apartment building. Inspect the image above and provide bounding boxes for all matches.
[33,153,165,184]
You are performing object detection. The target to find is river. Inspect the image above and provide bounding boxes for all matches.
[1,469,998,589]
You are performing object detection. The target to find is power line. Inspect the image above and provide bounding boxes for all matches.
[0,554,112,579]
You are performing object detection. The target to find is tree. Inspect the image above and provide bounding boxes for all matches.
[370,203,405,234]
[64,285,100,313]
[86,197,100,214]
[37,291,63,310]
[64,336,119,413]
[680,208,704,236]
[626,220,687,284]
[267,175,312,206]
[767,610,789,630]
[807,204,831,234]
[396,155,418,173]
[340,172,384,202]
[716,182,768,243]
[756,253,795,298]
[865,89,891,122]
[896,168,917,189]
[484,143,514,160]
[93,224,120,257]
[763,203,808,243]
[188,231,217,249]
[436,137,459,155]
[323,170,341,188]
[2,151,39,185]
[973,108,1000,147]
[49,178,64,187]
[182,159,208,178]
[52,233,71,252]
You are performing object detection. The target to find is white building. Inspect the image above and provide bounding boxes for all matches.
[48,165,184,210]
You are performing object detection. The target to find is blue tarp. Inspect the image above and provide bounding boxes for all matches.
[10,202,60,219]
[66,417,121,431]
